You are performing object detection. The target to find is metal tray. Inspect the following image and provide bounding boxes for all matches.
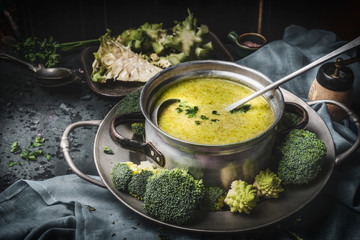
[80,32,235,98]
[61,88,359,232]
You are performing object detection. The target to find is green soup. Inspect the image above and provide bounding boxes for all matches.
[156,77,274,145]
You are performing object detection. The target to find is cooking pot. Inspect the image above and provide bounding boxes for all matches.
[60,85,359,232]
[109,60,308,188]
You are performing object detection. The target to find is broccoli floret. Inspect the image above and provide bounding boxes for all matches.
[131,122,145,136]
[200,186,226,211]
[277,129,327,185]
[224,180,259,214]
[143,168,205,225]
[111,162,139,191]
[128,170,154,200]
[253,169,284,198]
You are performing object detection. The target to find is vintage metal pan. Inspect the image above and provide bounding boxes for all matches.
[60,88,360,232]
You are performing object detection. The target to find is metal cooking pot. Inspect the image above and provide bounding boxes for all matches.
[60,87,359,232]
[109,60,307,188]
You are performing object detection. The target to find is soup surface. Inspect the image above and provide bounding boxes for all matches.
[156,77,274,145]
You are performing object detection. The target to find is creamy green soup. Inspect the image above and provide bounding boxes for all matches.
[156,77,274,145]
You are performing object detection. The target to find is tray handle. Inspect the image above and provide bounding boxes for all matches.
[60,120,106,188]
[307,100,360,165]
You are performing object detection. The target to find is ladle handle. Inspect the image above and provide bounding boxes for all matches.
[0,51,38,72]
[226,36,360,111]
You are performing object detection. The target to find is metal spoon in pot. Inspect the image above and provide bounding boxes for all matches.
[152,98,180,126]
[225,35,360,111]
[0,52,74,87]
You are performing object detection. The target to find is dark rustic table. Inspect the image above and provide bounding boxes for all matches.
[0,49,120,192]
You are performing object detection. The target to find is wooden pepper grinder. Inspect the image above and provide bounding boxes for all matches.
[308,51,359,122]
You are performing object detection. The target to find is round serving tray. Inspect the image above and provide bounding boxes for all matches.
[89,88,335,233]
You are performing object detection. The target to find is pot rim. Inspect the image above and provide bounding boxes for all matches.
[140,60,284,147]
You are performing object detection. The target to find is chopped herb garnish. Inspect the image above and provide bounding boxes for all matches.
[195,121,201,125]
[212,110,220,115]
[104,146,114,154]
[45,153,51,161]
[211,119,219,122]
[200,115,209,120]
[86,205,96,212]
[229,104,251,114]
[8,161,17,167]
[11,142,20,153]
[185,106,198,118]
[29,137,45,148]
[10,136,52,166]
[175,107,183,113]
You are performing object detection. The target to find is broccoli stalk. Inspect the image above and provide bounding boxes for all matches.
[253,169,284,198]
[224,180,259,214]
[277,129,327,185]
[143,168,205,225]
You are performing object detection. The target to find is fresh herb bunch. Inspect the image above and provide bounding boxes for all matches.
[13,37,99,67]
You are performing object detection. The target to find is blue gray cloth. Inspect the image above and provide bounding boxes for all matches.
[1,25,359,239]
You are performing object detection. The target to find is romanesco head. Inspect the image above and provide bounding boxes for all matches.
[224,180,259,214]
[253,169,284,198]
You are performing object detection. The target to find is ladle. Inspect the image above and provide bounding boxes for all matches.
[0,51,74,87]
[152,98,180,126]
[225,35,360,111]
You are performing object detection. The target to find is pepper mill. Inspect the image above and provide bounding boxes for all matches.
[308,54,359,122]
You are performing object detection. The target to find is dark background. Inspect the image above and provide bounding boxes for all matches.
[1,0,359,45]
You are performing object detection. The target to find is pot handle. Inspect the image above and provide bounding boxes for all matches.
[109,112,165,167]
[307,99,360,165]
[60,120,107,188]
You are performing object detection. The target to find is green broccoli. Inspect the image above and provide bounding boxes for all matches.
[200,186,227,211]
[253,169,284,198]
[277,129,327,185]
[131,122,145,136]
[111,162,139,191]
[277,111,302,131]
[143,168,205,225]
[128,170,154,200]
[224,180,259,214]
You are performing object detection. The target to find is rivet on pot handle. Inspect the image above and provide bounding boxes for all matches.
[109,112,165,167]
[60,120,107,188]
[307,99,360,165]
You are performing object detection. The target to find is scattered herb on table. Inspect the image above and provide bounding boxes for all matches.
[104,146,114,154]
[9,136,52,167]
[10,142,20,153]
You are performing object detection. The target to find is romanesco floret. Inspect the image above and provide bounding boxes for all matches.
[128,170,153,200]
[143,168,204,225]
[253,169,284,198]
[200,186,226,211]
[277,129,327,185]
[110,162,139,191]
[224,180,259,214]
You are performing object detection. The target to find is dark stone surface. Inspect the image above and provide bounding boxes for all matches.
[0,49,120,192]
